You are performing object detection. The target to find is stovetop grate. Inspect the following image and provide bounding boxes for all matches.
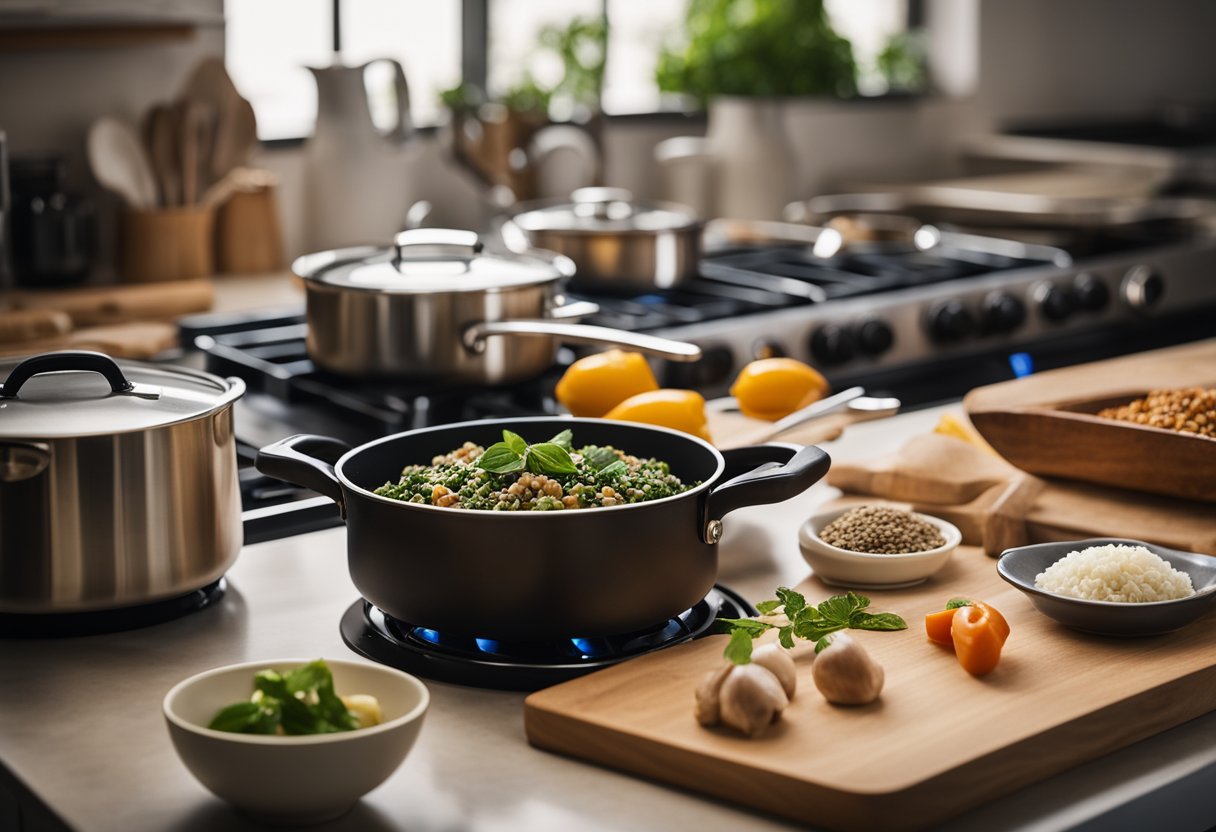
[340,585,755,691]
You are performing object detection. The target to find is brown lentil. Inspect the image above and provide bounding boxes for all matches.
[1097,387,1216,440]
[819,506,946,554]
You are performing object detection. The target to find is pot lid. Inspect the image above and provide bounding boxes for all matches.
[511,187,702,234]
[0,352,244,438]
[293,229,575,292]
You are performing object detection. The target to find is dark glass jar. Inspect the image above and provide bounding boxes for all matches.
[10,155,94,287]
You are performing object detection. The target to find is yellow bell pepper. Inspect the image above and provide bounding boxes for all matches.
[729,358,829,421]
[604,389,712,441]
[554,350,659,417]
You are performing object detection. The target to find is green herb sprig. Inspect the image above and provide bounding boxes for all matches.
[477,429,577,476]
[207,659,360,736]
[717,588,907,658]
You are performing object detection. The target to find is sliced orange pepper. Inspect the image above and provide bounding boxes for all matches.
[554,350,659,417]
[950,601,1009,676]
[924,608,957,646]
[603,389,712,441]
[729,358,829,421]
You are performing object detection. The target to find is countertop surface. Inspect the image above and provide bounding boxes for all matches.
[2,406,1216,832]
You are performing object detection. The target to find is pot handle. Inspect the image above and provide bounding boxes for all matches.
[702,444,831,544]
[462,320,703,362]
[256,434,352,517]
[0,350,159,400]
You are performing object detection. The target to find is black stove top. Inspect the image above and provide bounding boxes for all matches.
[340,585,754,691]
[0,579,226,638]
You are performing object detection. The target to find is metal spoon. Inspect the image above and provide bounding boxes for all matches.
[715,387,902,445]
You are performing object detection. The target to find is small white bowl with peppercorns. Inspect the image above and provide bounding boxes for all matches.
[798,505,961,589]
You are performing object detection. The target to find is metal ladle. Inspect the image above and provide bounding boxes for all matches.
[712,386,902,445]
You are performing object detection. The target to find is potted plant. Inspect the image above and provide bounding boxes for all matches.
[654,0,858,219]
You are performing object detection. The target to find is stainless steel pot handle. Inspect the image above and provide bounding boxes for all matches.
[548,300,600,320]
[256,434,353,518]
[0,441,51,483]
[0,350,160,400]
[462,320,703,362]
[393,228,483,258]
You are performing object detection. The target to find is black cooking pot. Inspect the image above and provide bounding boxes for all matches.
[257,417,830,641]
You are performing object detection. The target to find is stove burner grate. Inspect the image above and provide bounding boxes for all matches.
[340,585,755,691]
[0,579,226,638]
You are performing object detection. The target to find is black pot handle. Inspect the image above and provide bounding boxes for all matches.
[256,434,353,518]
[702,444,831,544]
[1,351,134,398]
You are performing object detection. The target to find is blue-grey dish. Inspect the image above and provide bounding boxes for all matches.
[997,538,1216,637]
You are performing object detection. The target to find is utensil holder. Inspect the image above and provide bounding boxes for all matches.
[216,185,284,274]
[119,205,214,282]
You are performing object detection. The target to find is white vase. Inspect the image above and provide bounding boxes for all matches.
[707,97,796,221]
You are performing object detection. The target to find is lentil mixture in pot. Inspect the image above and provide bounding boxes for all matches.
[819,506,946,554]
[373,429,692,511]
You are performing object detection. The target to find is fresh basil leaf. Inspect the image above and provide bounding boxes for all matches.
[793,617,845,642]
[548,429,573,451]
[724,628,754,665]
[775,587,806,617]
[778,626,795,649]
[254,669,291,700]
[250,704,282,735]
[278,692,321,735]
[502,430,527,456]
[315,680,359,732]
[477,442,525,473]
[817,592,868,626]
[582,446,619,471]
[814,635,834,654]
[285,660,330,695]
[598,460,628,479]
[755,599,781,615]
[945,598,973,610]
[849,612,908,631]
[208,701,264,733]
[526,442,577,475]
[714,617,773,637]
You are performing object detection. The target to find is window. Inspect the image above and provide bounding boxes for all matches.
[225,0,461,141]
[225,0,920,141]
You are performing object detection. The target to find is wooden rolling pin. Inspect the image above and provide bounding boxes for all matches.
[7,279,214,327]
[0,309,73,344]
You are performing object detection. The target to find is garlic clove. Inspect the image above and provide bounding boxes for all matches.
[811,632,884,706]
[718,664,790,737]
[750,643,797,699]
[694,663,733,726]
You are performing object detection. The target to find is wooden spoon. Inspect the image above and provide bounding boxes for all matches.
[142,104,180,207]
[86,117,158,209]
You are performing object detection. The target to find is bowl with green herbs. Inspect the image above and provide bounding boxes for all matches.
[163,658,428,825]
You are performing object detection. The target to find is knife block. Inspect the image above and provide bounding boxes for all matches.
[119,206,214,282]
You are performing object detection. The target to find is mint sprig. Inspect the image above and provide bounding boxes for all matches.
[718,588,907,661]
[477,429,577,476]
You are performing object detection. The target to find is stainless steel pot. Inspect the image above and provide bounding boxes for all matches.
[293,228,702,382]
[0,351,245,613]
[505,187,704,293]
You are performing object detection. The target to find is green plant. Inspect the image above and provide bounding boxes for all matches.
[877,28,927,93]
[539,16,606,109]
[656,0,857,102]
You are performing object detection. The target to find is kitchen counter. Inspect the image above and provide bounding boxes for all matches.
[2,407,1215,832]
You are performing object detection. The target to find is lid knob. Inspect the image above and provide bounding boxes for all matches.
[393,228,484,261]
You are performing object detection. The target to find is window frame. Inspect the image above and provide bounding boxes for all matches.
[256,0,926,149]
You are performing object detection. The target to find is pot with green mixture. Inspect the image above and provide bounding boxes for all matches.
[257,417,831,640]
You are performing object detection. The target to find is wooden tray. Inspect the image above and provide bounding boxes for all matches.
[965,341,1216,502]
[525,547,1216,831]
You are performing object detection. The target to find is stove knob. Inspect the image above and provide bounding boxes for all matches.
[662,345,734,387]
[1035,282,1077,323]
[980,292,1026,335]
[926,300,975,343]
[751,339,786,360]
[856,319,894,356]
[809,324,856,366]
[1122,265,1165,311]
[1073,273,1109,312]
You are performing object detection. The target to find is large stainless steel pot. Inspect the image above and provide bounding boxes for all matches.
[0,351,245,613]
[505,187,704,293]
[293,228,702,382]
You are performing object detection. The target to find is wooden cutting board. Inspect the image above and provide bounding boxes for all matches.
[525,547,1216,831]
[964,340,1216,502]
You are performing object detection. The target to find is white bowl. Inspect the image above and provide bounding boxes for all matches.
[164,658,428,825]
[798,506,961,589]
